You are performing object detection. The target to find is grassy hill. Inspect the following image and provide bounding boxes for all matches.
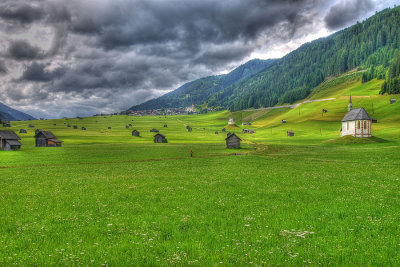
[1,74,400,265]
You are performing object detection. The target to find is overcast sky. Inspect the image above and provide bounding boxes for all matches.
[0,0,397,118]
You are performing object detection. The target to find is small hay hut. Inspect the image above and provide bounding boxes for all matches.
[0,130,22,151]
[287,130,294,137]
[225,133,241,149]
[132,130,140,136]
[154,133,167,143]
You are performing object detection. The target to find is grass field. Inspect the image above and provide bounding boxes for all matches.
[1,76,400,265]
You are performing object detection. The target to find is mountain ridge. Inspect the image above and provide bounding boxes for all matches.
[128,7,400,112]
[0,102,36,121]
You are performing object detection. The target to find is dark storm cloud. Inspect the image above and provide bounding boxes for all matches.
[0,61,7,74]
[0,0,392,118]
[0,1,44,24]
[7,40,45,60]
[19,62,66,82]
[325,0,374,30]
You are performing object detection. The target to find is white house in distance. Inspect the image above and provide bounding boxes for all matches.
[341,96,372,137]
[228,117,235,125]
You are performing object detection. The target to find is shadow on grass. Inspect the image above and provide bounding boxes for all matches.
[323,135,389,145]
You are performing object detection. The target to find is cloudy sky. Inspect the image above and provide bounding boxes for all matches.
[0,0,396,118]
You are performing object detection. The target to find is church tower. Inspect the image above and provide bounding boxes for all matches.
[348,95,353,111]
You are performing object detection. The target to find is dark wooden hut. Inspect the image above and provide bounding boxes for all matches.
[225,133,241,149]
[35,129,41,135]
[371,118,378,123]
[53,124,57,126]
[132,130,140,136]
[19,129,27,133]
[2,123,11,127]
[73,125,78,129]
[287,130,294,137]
[282,120,287,123]
[29,124,35,128]
[150,128,159,132]
[67,125,71,127]
[243,129,248,133]
[108,126,112,129]
[82,127,86,130]
[35,130,63,147]
[154,133,167,143]
[164,124,168,127]
[0,130,22,151]
[129,124,132,127]
[126,126,129,129]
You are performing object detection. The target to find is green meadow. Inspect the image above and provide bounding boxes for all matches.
[1,76,400,265]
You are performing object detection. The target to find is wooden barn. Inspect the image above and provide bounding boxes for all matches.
[35,130,63,147]
[132,130,140,136]
[19,129,27,133]
[0,130,22,151]
[154,133,167,143]
[150,128,159,132]
[287,130,294,137]
[226,133,241,149]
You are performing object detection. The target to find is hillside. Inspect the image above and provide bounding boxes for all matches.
[129,7,400,112]
[129,59,276,111]
[0,102,36,121]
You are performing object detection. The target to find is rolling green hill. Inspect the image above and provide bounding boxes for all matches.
[130,7,400,113]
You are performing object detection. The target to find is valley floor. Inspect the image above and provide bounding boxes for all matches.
[0,78,399,265]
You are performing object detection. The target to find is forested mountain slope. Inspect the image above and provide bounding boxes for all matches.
[130,7,400,112]
[130,59,275,111]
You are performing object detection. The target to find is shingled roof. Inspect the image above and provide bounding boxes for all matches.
[342,107,371,122]
[0,130,21,140]
[35,130,57,139]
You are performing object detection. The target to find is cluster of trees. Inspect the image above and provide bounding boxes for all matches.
[130,7,400,112]
[380,52,400,94]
